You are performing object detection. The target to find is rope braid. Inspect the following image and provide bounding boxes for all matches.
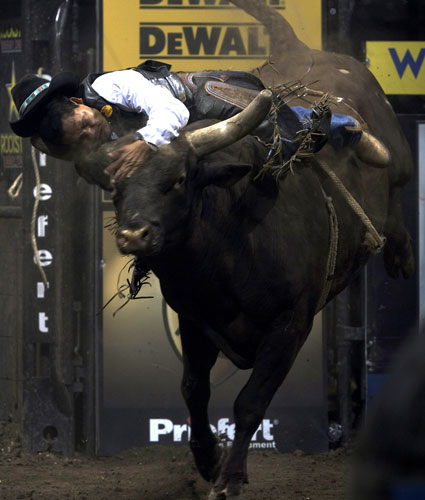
[316,187,339,313]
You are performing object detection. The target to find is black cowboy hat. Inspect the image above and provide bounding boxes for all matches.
[9,71,80,137]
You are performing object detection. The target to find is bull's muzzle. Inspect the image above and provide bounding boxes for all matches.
[116,226,154,254]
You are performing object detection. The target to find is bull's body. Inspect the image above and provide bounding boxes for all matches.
[239,0,413,281]
[111,2,414,498]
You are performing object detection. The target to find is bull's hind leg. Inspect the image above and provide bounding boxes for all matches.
[209,311,313,499]
[383,185,414,279]
[179,316,223,482]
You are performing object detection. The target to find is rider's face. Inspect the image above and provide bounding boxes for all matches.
[62,97,111,153]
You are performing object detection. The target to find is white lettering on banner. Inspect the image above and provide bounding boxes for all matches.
[33,183,52,200]
[173,424,190,441]
[38,312,49,332]
[37,281,49,298]
[216,418,235,440]
[149,418,277,445]
[39,152,46,167]
[252,419,274,441]
[150,418,174,441]
[248,441,277,449]
[37,215,48,237]
[34,249,53,267]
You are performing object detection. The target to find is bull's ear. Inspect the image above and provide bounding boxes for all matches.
[197,162,251,188]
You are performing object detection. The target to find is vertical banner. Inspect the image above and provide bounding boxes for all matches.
[4,1,77,452]
[99,0,327,455]
[3,0,97,455]
[0,17,23,184]
[21,145,75,455]
[0,5,24,425]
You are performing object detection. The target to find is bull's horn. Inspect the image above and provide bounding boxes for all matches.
[185,89,273,157]
[31,134,77,162]
[354,130,391,167]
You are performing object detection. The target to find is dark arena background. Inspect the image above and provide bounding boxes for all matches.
[0,1,424,499]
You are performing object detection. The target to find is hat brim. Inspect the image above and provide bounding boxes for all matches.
[10,71,80,137]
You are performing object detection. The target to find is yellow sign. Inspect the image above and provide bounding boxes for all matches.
[102,0,322,71]
[1,134,22,154]
[6,61,19,120]
[367,41,425,95]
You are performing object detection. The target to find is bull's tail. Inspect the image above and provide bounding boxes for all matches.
[229,0,309,56]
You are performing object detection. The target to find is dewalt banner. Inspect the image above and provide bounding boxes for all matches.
[102,0,322,72]
[367,41,425,95]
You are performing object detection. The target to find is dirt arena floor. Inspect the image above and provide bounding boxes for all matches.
[0,422,352,500]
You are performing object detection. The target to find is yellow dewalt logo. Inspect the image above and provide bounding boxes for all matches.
[367,41,425,95]
[102,0,321,71]
[140,23,268,59]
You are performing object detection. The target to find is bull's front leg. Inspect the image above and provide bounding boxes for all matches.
[209,311,313,499]
[179,316,222,482]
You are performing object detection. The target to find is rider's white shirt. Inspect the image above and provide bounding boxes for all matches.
[92,69,190,147]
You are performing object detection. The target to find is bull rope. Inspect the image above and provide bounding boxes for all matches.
[316,159,386,253]
[314,160,386,312]
[259,85,385,253]
[255,90,339,181]
[316,187,339,314]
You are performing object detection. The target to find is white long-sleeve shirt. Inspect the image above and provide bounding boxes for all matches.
[91,69,190,147]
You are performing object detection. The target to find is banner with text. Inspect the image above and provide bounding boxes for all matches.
[102,0,322,72]
[366,41,425,95]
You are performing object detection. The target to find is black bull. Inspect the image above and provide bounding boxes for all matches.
[108,89,414,497]
[105,3,414,497]
[56,2,414,498]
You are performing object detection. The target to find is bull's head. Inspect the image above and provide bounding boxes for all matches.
[113,90,272,257]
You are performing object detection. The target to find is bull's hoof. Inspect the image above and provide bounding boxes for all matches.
[207,483,243,499]
[208,471,245,499]
[208,490,227,500]
[191,440,225,482]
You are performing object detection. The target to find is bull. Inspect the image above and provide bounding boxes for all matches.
[92,2,414,498]
[111,121,412,500]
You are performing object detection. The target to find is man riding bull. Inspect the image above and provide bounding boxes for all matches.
[9,60,389,297]
[9,60,388,188]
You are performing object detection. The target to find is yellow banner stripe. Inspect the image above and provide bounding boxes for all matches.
[367,41,425,95]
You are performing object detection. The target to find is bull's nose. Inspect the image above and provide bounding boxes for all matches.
[116,226,153,254]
